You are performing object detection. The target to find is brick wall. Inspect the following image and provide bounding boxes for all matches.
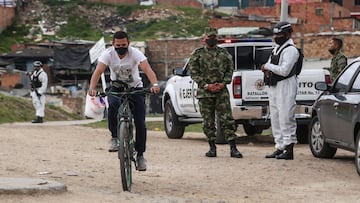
[146,38,202,80]
[302,34,360,60]
[145,34,360,80]
[0,6,15,32]
[0,71,21,91]
[239,2,354,34]
[340,0,360,13]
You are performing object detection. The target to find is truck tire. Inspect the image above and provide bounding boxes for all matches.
[243,122,263,136]
[296,125,309,144]
[164,100,185,139]
[215,111,227,144]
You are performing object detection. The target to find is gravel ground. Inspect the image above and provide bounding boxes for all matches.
[0,122,359,203]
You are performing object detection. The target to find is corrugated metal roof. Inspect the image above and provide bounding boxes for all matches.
[1,47,53,58]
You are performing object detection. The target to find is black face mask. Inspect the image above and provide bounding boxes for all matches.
[328,48,336,55]
[115,47,128,55]
[274,36,288,45]
[205,38,217,47]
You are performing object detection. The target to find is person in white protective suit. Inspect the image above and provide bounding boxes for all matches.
[261,21,299,160]
[29,61,48,123]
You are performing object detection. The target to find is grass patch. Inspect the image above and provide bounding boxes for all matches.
[0,93,82,124]
[0,24,30,53]
[57,15,103,40]
[126,6,208,40]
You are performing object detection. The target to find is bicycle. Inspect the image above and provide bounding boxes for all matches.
[98,81,150,191]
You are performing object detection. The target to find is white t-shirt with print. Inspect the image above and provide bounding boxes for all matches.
[98,46,146,88]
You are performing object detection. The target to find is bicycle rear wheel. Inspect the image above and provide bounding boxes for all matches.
[118,121,132,191]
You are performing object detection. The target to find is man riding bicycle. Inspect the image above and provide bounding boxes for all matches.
[88,31,160,171]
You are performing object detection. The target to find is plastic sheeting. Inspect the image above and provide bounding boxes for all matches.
[53,46,91,70]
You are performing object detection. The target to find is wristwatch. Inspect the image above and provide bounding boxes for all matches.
[152,83,159,87]
[204,84,208,89]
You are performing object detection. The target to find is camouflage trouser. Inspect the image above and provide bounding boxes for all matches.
[198,91,237,142]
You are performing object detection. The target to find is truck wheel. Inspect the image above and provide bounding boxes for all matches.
[164,100,185,139]
[215,111,227,144]
[309,115,337,158]
[243,122,263,136]
[296,125,309,144]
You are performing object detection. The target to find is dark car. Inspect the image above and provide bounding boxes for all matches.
[309,57,360,175]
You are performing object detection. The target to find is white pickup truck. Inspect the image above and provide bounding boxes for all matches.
[162,38,331,144]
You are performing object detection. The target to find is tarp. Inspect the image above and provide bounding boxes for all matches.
[53,46,91,70]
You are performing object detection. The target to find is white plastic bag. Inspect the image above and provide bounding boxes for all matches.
[84,94,106,120]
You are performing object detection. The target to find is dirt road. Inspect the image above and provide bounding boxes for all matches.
[0,123,359,203]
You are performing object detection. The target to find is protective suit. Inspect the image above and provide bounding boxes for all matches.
[30,61,48,123]
[262,21,299,160]
[264,39,299,150]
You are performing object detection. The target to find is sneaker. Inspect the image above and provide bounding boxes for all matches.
[108,138,118,152]
[136,155,147,171]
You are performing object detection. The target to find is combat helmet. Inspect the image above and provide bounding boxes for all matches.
[273,21,293,34]
[33,61,43,67]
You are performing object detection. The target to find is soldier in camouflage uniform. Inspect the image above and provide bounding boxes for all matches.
[189,27,242,158]
[329,37,347,80]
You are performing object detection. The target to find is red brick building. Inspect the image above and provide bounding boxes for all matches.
[0,6,15,33]
[209,1,358,34]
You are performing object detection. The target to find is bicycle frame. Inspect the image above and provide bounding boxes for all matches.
[116,93,134,191]
[102,83,150,192]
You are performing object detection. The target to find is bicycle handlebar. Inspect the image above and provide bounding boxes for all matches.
[97,87,152,98]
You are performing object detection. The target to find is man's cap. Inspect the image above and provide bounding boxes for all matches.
[204,27,217,36]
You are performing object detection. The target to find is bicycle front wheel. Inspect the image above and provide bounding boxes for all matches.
[118,121,132,191]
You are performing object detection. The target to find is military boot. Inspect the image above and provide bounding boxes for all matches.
[205,141,217,157]
[276,143,294,160]
[265,149,283,158]
[229,140,243,158]
[32,116,43,123]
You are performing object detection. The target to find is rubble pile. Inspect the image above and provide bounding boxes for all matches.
[18,0,183,39]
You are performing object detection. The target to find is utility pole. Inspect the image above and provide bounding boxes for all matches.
[280,0,288,22]
[330,0,334,33]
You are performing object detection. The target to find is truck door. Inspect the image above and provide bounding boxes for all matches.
[174,64,199,115]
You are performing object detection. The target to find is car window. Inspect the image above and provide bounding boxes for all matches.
[351,73,360,92]
[334,61,360,92]
[236,46,254,70]
[350,63,360,92]
[225,47,236,69]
